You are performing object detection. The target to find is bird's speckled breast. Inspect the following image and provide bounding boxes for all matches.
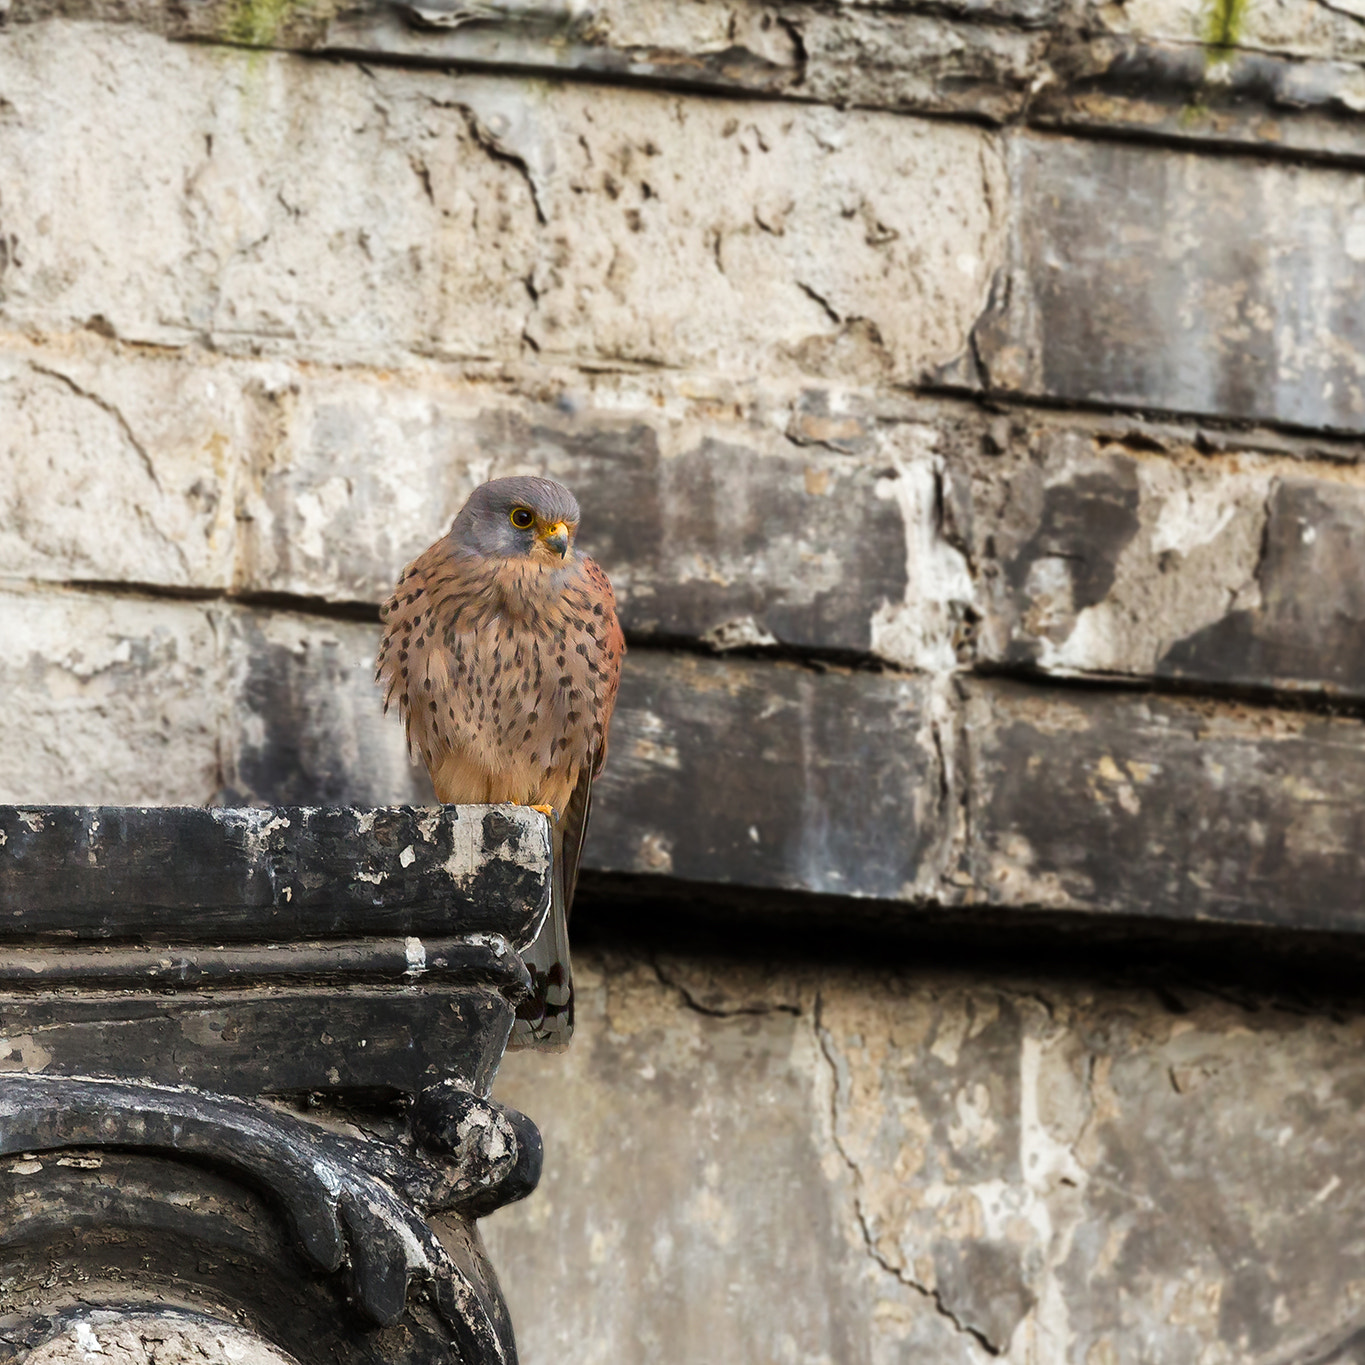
[376,544,623,806]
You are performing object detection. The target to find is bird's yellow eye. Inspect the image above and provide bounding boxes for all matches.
[510,507,535,530]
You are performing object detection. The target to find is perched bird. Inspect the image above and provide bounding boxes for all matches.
[375,476,624,1046]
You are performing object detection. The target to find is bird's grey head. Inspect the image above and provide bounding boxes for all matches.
[448,476,582,563]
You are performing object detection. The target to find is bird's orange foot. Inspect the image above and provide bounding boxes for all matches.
[530,803,559,821]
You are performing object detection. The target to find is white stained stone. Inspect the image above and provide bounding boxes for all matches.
[0,343,243,589]
[0,587,223,805]
[27,1313,300,1365]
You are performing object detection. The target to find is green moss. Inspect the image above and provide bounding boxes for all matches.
[224,0,299,47]
[1203,0,1248,60]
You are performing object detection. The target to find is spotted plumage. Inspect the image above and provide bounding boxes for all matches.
[375,477,624,1041]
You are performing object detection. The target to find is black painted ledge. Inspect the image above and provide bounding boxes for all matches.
[580,662,1365,941]
[0,804,555,1365]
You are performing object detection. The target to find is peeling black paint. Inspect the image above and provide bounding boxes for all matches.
[0,805,551,943]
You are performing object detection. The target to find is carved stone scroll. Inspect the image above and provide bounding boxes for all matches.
[0,805,553,1364]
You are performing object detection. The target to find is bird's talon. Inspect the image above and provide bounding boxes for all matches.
[530,803,559,821]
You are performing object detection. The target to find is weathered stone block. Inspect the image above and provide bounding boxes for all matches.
[0,588,423,808]
[0,24,536,360]
[27,1317,297,1365]
[0,587,221,805]
[588,651,949,900]
[0,23,1005,384]
[0,804,549,945]
[511,89,1004,385]
[965,679,1365,930]
[0,341,245,589]
[320,0,805,99]
[490,944,1365,1365]
[319,0,1365,165]
[966,425,1365,693]
[972,134,1365,432]
[219,606,430,808]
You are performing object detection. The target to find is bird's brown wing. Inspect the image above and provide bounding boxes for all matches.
[558,759,594,919]
[557,553,623,916]
[512,556,622,1050]
[578,553,625,766]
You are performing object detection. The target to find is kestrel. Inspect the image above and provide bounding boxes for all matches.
[376,476,624,1045]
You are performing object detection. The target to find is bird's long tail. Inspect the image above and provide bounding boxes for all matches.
[509,765,594,1050]
[509,814,574,1050]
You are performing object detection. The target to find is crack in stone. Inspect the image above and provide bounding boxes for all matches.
[1316,0,1365,23]
[652,957,801,1019]
[27,363,163,494]
[450,102,548,225]
[796,280,842,327]
[1250,475,1279,598]
[812,990,1000,1358]
[20,365,197,584]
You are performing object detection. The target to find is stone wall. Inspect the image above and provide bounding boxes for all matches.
[488,941,1365,1365]
[3,1,1364,1360]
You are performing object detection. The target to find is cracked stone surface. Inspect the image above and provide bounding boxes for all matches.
[486,945,1365,1365]
[0,23,1004,384]
[0,345,246,590]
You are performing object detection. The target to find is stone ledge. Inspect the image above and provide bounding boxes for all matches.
[962,679,1365,933]
[0,803,550,941]
[6,2,1365,171]
[5,586,1364,937]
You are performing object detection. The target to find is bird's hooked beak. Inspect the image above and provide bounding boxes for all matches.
[541,521,571,559]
